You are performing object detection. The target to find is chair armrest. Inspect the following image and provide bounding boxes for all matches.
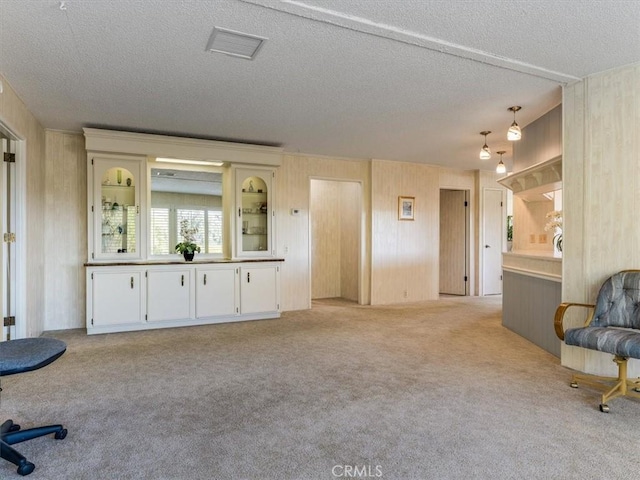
[554,302,595,340]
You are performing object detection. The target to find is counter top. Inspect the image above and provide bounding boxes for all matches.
[502,251,561,282]
[85,258,285,267]
[503,250,562,261]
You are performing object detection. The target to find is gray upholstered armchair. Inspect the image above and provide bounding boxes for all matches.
[554,270,640,412]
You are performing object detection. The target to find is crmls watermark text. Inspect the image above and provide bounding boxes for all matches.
[332,465,383,478]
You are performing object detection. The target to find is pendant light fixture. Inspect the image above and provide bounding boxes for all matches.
[479,131,491,160]
[496,150,507,174]
[507,106,522,141]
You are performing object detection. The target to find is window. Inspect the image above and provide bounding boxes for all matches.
[208,210,223,253]
[150,207,170,254]
[150,206,223,255]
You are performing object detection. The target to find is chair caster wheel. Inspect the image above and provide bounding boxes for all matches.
[17,461,35,476]
[9,423,21,432]
[570,381,578,388]
[599,404,610,413]
[55,428,67,440]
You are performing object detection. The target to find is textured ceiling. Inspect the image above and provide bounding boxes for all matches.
[0,0,638,171]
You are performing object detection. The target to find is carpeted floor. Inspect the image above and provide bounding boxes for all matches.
[1,296,638,479]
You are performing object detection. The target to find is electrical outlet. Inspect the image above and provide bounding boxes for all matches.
[539,234,547,243]
[529,234,536,243]
[403,290,408,298]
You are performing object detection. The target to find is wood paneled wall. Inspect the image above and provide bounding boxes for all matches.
[562,63,640,376]
[513,105,562,170]
[512,196,554,252]
[340,182,360,301]
[44,131,87,330]
[0,74,46,337]
[370,159,440,304]
[310,180,342,299]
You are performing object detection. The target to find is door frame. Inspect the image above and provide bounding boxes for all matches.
[0,120,27,339]
[308,177,364,307]
[439,188,470,296]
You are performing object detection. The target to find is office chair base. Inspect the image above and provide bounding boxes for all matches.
[1,419,67,476]
[569,356,640,412]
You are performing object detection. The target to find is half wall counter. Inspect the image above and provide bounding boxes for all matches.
[502,251,561,356]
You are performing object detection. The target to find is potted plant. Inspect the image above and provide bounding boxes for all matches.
[175,219,201,261]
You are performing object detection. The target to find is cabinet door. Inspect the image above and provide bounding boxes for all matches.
[235,168,274,257]
[240,265,279,314]
[195,266,238,318]
[91,271,142,327]
[147,270,191,322]
[91,156,144,261]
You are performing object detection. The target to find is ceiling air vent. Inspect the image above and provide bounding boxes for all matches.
[206,27,267,60]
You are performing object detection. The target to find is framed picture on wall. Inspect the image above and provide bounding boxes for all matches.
[398,196,415,221]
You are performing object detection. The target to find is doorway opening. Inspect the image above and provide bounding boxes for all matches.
[310,179,362,306]
[439,189,470,296]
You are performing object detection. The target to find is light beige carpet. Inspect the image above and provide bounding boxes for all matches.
[1,296,637,479]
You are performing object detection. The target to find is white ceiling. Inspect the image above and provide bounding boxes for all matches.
[1,0,639,171]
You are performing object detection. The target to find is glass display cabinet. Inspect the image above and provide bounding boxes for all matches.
[236,168,274,257]
[91,156,142,260]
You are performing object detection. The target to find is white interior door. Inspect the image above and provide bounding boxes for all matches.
[483,189,504,295]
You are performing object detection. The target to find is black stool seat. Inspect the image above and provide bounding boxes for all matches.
[1,338,66,376]
[1,338,68,476]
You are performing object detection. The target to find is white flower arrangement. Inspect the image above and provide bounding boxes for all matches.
[175,219,201,254]
[545,210,563,252]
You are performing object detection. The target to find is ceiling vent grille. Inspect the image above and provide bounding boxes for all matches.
[206,27,267,60]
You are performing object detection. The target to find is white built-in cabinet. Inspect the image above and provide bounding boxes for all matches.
[84,128,283,335]
[235,167,275,257]
[86,262,280,334]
